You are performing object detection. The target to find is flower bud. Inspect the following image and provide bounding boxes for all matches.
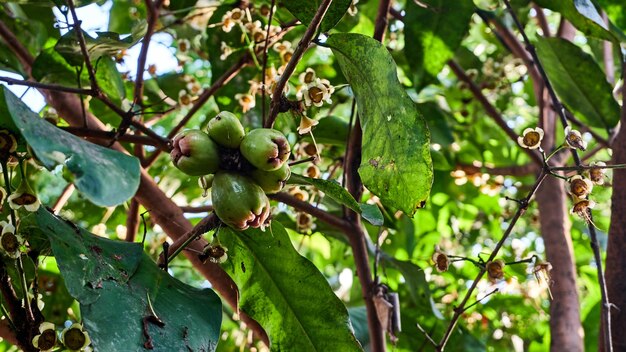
[207,111,246,148]
[170,130,220,176]
[240,128,291,171]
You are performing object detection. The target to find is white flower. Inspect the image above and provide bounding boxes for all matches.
[8,179,40,212]
[201,244,228,264]
[32,322,57,352]
[178,90,193,108]
[348,0,359,16]
[235,93,256,112]
[273,41,292,54]
[297,115,319,135]
[564,126,587,151]
[298,68,317,86]
[220,41,233,61]
[566,175,593,198]
[60,323,92,352]
[221,8,245,33]
[297,78,333,107]
[517,127,544,149]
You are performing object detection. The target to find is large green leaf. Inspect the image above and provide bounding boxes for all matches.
[32,209,222,351]
[220,222,362,351]
[326,33,433,216]
[534,37,621,130]
[534,0,617,42]
[281,0,352,32]
[596,0,626,30]
[0,87,140,206]
[404,0,474,89]
[289,174,383,225]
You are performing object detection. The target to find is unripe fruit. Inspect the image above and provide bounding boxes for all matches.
[207,111,246,148]
[240,128,291,171]
[250,163,291,194]
[170,130,220,176]
[212,172,271,230]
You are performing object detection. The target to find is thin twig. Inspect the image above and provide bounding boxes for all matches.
[265,0,334,128]
[0,76,92,95]
[503,2,612,350]
[261,0,277,125]
[437,171,548,350]
[52,183,75,214]
[134,0,163,106]
[60,127,167,149]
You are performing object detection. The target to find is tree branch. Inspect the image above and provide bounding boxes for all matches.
[265,0,334,128]
[133,0,163,106]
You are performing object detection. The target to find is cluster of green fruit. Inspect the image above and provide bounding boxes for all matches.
[170,112,291,230]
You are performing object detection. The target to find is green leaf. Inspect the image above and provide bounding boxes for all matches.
[534,37,621,130]
[281,0,352,32]
[386,259,432,313]
[0,87,140,206]
[288,174,383,226]
[533,0,617,42]
[33,209,222,351]
[327,33,433,216]
[404,0,475,89]
[220,222,362,351]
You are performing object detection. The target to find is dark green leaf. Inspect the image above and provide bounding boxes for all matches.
[534,37,620,130]
[0,87,140,206]
[417,102,454,146]
[597,0,626,30]
[327,33,433,216]
[34,209,222,351]
[404,0,475,89]
[359,203,383,226]
[534,0,617,42]
[281,0,352,32]
[220,222,362,351]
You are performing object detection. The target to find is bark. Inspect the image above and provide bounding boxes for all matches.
[602,65,626,351]
[536,177,583,352]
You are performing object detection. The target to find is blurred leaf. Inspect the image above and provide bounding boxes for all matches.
[220,222,362,351]
[281,0,352,32]
[327,33,433,216]
[534,0,618,42]
[289,174,383,226]
[535,37,620,130]
[386,258,432,313]
[0,87,140,206]
[418,102,454,146]
[308,115,349,146]
[404,0,475,89]
[35,209,222,351]
[347,307,370,348]
[55,23,147,65]
[596,0,626,30]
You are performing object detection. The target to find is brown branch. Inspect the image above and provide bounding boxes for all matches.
[270,193,350,231]
[0,21,34,71]
[133,0,163,106]
[60,127,167,149]
[265,0,334,128]
[66,0,98,92]
[0,76,92,95]
[437,171,548,350]
[52,183,75,214]
[373,0,392,41]
[448,59,544,166]
[125,199,140,242]
[179,205,213,213]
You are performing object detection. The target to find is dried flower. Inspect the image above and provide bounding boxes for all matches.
[8,178,40,212]
[60,323,91,352]
[0,221,22,258]
[571,198,595,221]
[201,243,228,264]
[587,161,607,185]
[517,127,543,150]
[32,322,57,352]
[431,248,449,272]
[0,130,17,157]
[566,175,593,198]
[220,41,233,61]
[564,126,587,151]
[486,259,505,283]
